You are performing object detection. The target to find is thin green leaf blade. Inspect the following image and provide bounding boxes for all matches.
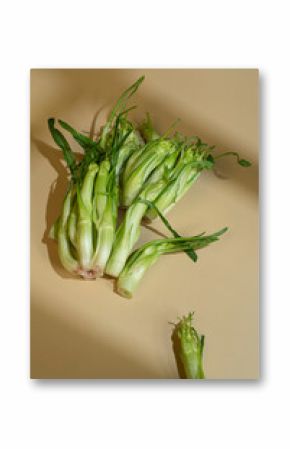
[58,119,100,153]
[48,118,78,181]
[139,199,198,263]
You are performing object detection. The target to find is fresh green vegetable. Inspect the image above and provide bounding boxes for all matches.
[109,129,249,278]
[173,312,205,379]
[46,75,250,297]
[140,199,198,263]
[48,118,78,182]
[121,138,177,207]
[105,141,212,277]
[144,146,210,221]
[116,227,228,298]
[105,180,166,277]
[99,76,144,149]
[139,113,160,142]
[115,117,144,176]
[47,78,144,279]
[68,200,78,249]
[76,163,99,274]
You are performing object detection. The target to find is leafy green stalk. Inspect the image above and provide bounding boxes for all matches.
[116,228,228,298]
[173,313,205,379]
[91,112,133,274]
[106,149,194,277]
[146,149,180,184]
[58,119,101,154]
[76,163,99,273]
[214,151,251,167]
[68,200,78,249]
[91,187,117,275]
[145,148,251,221]
[105,180,165,278]
[121,146,145,188]
[48,118,78,182]
[57,186,79,274]
[92,159,111,228]
[146,167,200,221]
[139,113,160,142]
[144,148,213,221]
[140,199,198,263]
[114,117,144,176]
[121,139,177,206]
[100,76,145,149]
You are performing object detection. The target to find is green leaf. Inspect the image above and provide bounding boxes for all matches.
[238,159,252,167]
[139,199,198,263]
[100,76,145,148]
[206,154,215,165]
[48,118,77,181]
[58,119,100,153]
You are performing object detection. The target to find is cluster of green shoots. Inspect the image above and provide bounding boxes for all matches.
[48,76,250,298]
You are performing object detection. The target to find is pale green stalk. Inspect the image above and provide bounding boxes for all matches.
[121,139,176,206]
[105,180,165,278]
[106,150,180,277]
[121,146,144,189]
[145,151,209,221]
[92,160,110,228]
[139,113,160,142]
[174,313,205,379]
[91,112,134,274]
[57,186,79,274]
[92,191,118,275]
[77,163,99,273]
[145,167,200,221]
[68,200,78,249]
[115,119,144,176]
[146,149,180,183]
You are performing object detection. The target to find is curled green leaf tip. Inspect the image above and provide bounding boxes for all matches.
[238,159,252,167]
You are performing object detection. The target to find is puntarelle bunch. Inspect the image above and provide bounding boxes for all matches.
[48,76,250,297]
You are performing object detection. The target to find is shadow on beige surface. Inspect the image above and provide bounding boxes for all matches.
[31,302,160,379]
[34,138,76,279]
[31,300,262,381]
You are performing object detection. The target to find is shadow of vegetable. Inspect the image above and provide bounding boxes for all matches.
[33,137,79,279]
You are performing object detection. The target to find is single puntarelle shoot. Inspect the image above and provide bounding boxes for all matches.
[173,312,205,379]
[68,200,78,249]
[76,163,99,272]
[115,117,144,176]
[92,184,118,276]
[116,228,228,298]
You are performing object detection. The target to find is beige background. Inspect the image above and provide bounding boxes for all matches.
[30,69,259,379]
